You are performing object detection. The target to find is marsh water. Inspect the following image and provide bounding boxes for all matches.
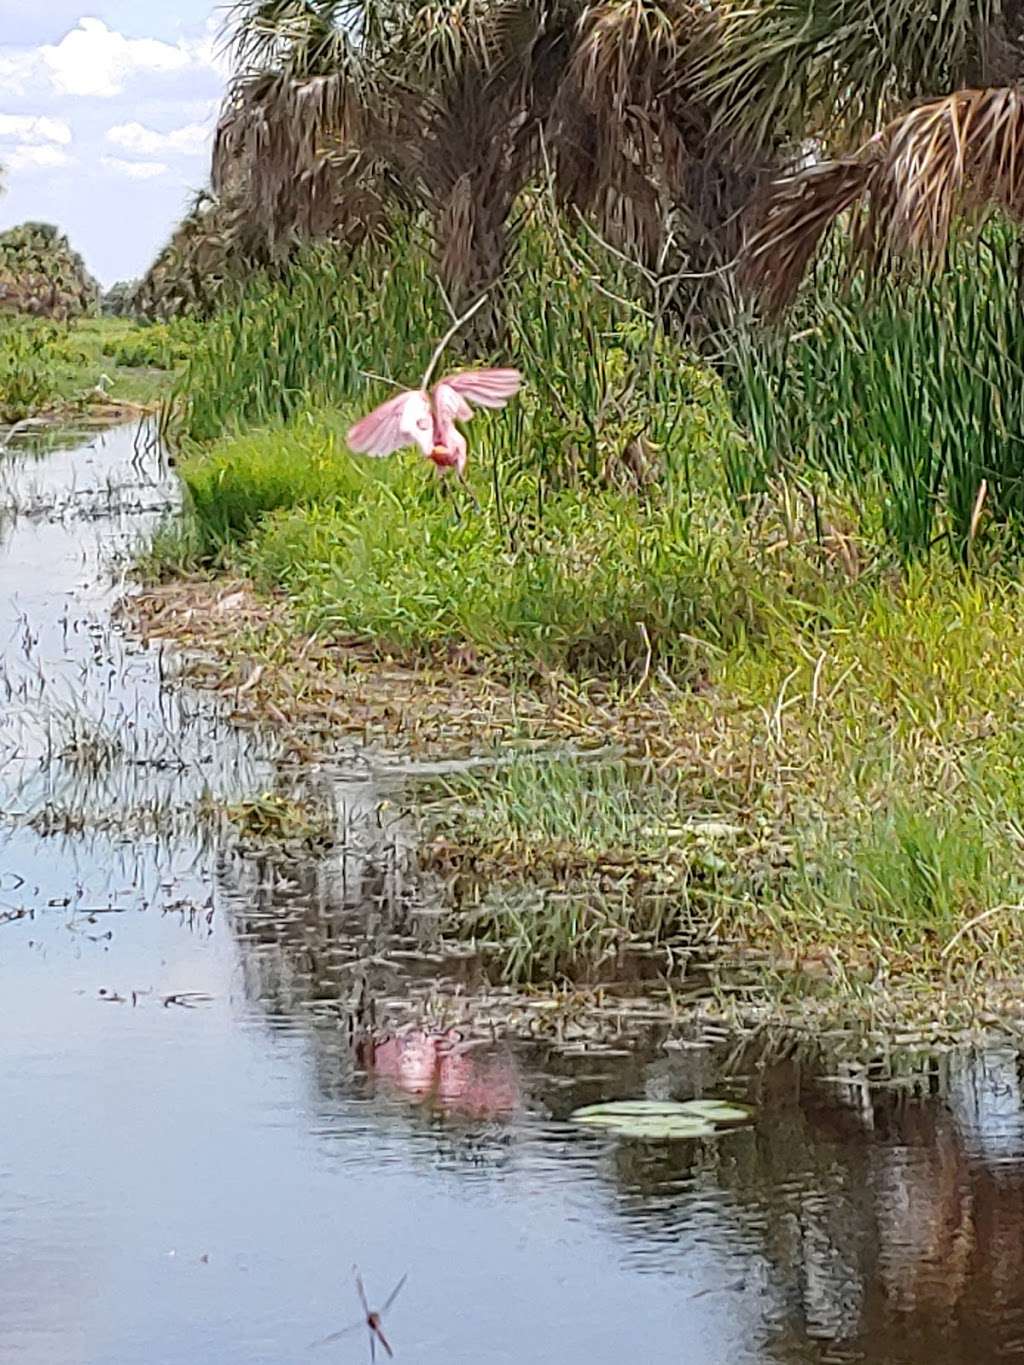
[4,424,1024,1364]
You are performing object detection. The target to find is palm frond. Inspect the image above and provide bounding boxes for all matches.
[549,0,714,261]
[697,0,1004,153]
[742,85,1024,315]
[740,150,880,314]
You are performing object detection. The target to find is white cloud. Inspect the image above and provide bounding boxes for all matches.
[0,114,72,146]
[0,18,217,101]
[7,144,70,172]
[192,16,234,82]
[0,51,39,99]
[106,120,210,158]
[43,18,198,98]
[101,156,169,180]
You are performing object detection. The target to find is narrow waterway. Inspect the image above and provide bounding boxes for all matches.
[3,423,1024,1365]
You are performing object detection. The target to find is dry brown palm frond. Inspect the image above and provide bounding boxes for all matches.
[374,2,575,315]
[213,65,366,244]
[740,150,881,314]
[742,86,1024,315]
[549,0,715,263]
[571,0,698,115]
[385,60,536,313]
[213,1,380,253]
[877,84,1024,258]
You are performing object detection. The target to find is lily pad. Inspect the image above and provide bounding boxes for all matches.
[569,1098,754,1140]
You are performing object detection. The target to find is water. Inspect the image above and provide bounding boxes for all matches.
[3,424,1024,1364]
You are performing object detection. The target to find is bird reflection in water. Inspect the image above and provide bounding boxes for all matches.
[356,1027,520,1119]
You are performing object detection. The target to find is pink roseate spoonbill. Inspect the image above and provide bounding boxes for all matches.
[346,367,521,478]
[310,1267,408,1361]
[346,290,521,490]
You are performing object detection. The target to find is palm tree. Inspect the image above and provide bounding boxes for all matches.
[211,0,764,328]
[213,0,384,253]
[549,1,764,328]
[171,0,1024,328]
[700,0,1024,311]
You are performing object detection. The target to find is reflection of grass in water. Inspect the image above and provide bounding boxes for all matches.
[48,709,125,774]
[422,737,1024,990]
[218,790,335,849]
[26,796,220,842]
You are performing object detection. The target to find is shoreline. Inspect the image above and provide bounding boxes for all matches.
[120,570,1024,1047]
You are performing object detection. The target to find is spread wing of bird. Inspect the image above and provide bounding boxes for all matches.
[347,389,433,456]
[436,368,522,414]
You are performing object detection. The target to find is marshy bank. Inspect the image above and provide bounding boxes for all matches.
[0,314,197,428]
[128,223,1024,1035]
[10,417,1024,1363]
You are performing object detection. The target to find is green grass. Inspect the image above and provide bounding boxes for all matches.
[166,212,743,493]
[415,571,1024,985]
[146,213,1024,1010]
[159,216,776,679]
[727,225,1024,563]
[0,315,192,422]
[172,409,768,680]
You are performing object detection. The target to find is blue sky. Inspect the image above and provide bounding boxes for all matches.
[0,5,229,286]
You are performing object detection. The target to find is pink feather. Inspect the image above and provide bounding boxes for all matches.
[346,389,433,457]
[439,368,522,409]
[346,366,522,475]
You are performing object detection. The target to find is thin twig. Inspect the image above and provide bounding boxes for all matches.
[421,293,491,390]
[968,478,988,549]
[435,275,459,323]
[627,622,653,703]
[941,902,1022,959]
[571,206,738,284]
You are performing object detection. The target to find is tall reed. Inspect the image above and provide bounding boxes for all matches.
[728,226,1024,561]
[166,215,740,505]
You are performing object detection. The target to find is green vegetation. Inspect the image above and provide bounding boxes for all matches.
[730,227,1024,562]
[0,222,99,320]
[142,213,1024,1006]
[129,2,1024,1021]
[0,315,194,422]
[411,561,1024,988]
[163,221,763,681]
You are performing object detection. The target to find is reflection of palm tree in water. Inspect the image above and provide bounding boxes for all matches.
[741,1047,1024,1363]
[859,1053,1024,1359]
[870,1105,974,1322]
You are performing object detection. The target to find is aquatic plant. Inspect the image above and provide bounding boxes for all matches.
[570,1099,753,1140]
